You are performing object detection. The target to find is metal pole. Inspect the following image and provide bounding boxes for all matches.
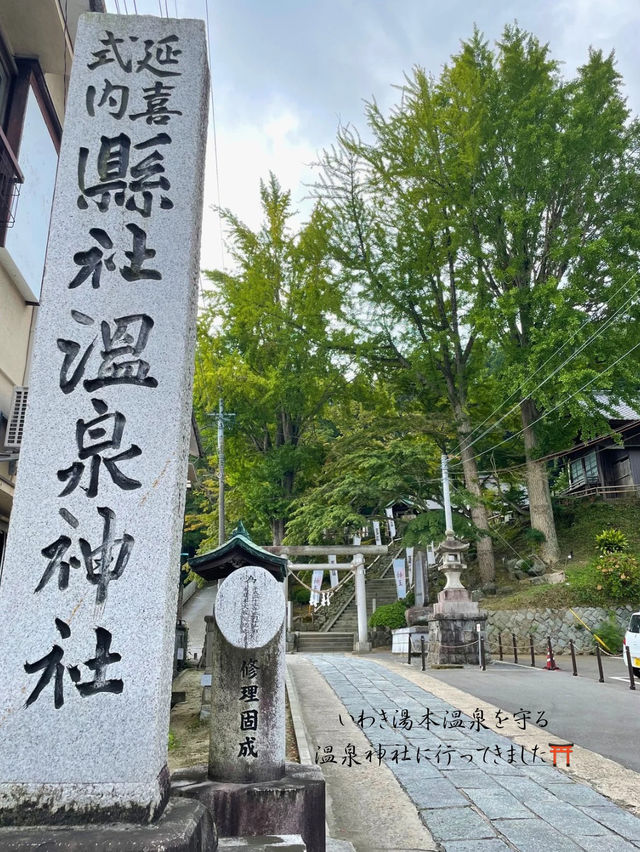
[218,397,225,545]
[529,635,535,667]
[625,646,636,691]
[421,636,426,671]
[498,632,503,661]
[414,550,425,607]
[569,639,578,676]
[547,636,557,671]
[595,644,605,683]
[480,634,486,671]
[407,635,412,665]
[441,453,454,534]
[512,632,518,664]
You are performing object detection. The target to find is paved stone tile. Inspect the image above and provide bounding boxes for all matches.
[521,763,570,782]
[520,799,609,835]
[395,776,469,809]
[441,768,500,788]
[550,782,615,807]
[481,760,528,776]
[462,786,532,819]
[419,806,496,841]
[583,807,640,840]
[493,775,561,802]
[575,836,640,851]
[443,841,511,852]
[493,818,584,851]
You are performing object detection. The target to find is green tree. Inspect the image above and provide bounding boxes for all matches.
[285,395,446,544]
[194,174,349,545]
[316,77,505,582]
[318,25,640,567]
[449,27,640,563]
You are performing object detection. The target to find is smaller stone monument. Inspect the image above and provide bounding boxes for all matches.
[173,563,325,852]
[427,534,487,666]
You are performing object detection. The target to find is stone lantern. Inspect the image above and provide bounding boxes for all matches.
[427,533,488,666]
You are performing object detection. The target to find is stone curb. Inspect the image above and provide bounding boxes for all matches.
[286,665,314,766]
[372,653,640,816]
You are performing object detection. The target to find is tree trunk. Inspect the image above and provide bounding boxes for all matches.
[271,518,285,546]
[454,406,495,583]
[520,398,560,565]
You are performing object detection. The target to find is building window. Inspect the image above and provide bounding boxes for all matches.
[584,451,599,484]
[0,59,61,301]
[570,458,585,487]
[569,451,599,488]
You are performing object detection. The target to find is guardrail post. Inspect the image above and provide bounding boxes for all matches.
[407,635,412,665]
[479,634,486,671]
[569,639,578,676]
[498,632,503,661]
[547,636,557,671]
[529,635,535,667]
[625,645,636,691]
[512,633,518,664]
[595,644,605,683]
[421,636,426,672]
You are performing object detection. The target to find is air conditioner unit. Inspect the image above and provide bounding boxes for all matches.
[4,386,28,449]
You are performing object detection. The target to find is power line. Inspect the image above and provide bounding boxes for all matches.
[451,271,638,458]
[203,0,226,271]
[464,335,640,465]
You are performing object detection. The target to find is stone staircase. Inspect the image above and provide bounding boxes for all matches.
[322,577,398,634]
[295,632,355,653]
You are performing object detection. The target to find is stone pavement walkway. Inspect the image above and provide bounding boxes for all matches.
[296,653,640,852]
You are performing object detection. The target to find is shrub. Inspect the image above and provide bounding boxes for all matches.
[524,528,546,545]
[184,569,206,589]
[290,585,311,605]
[369,599,409,630]
[593,552,640,603]
[593,615,624,654]
[595,528,629,554]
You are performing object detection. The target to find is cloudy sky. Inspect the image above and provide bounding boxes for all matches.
[104,0,640,273]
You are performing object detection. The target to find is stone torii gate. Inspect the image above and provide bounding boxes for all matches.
[264,544,388,653]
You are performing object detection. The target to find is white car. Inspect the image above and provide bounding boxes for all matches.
[623,611,640,676]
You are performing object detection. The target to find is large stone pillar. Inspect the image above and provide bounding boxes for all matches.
[0,12,210,839]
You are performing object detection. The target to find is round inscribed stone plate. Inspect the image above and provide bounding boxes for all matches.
[215,565,285,649]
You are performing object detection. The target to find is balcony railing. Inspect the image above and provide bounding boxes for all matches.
[0,125,23,233]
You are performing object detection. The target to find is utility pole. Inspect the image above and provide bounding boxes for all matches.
[441,452,454,535]
[209,398,235,545]
[217,398,225,545]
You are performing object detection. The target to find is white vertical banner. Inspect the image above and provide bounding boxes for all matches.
[310,569,324,606]
[328,554,338,588]
[372,520,382,546]
[406,547,414,587]
[352,535,361,546]
[427,541,436,565]
[393,558,407,599]
[387,517,397,539]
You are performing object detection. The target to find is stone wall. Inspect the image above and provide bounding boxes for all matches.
[486,606,635,654]
[183,579,199,605]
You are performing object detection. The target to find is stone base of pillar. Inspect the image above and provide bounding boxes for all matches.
[172,763,325,852]
[427,612,488,666]
[353,640,371,654]
[0,798,216,851]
